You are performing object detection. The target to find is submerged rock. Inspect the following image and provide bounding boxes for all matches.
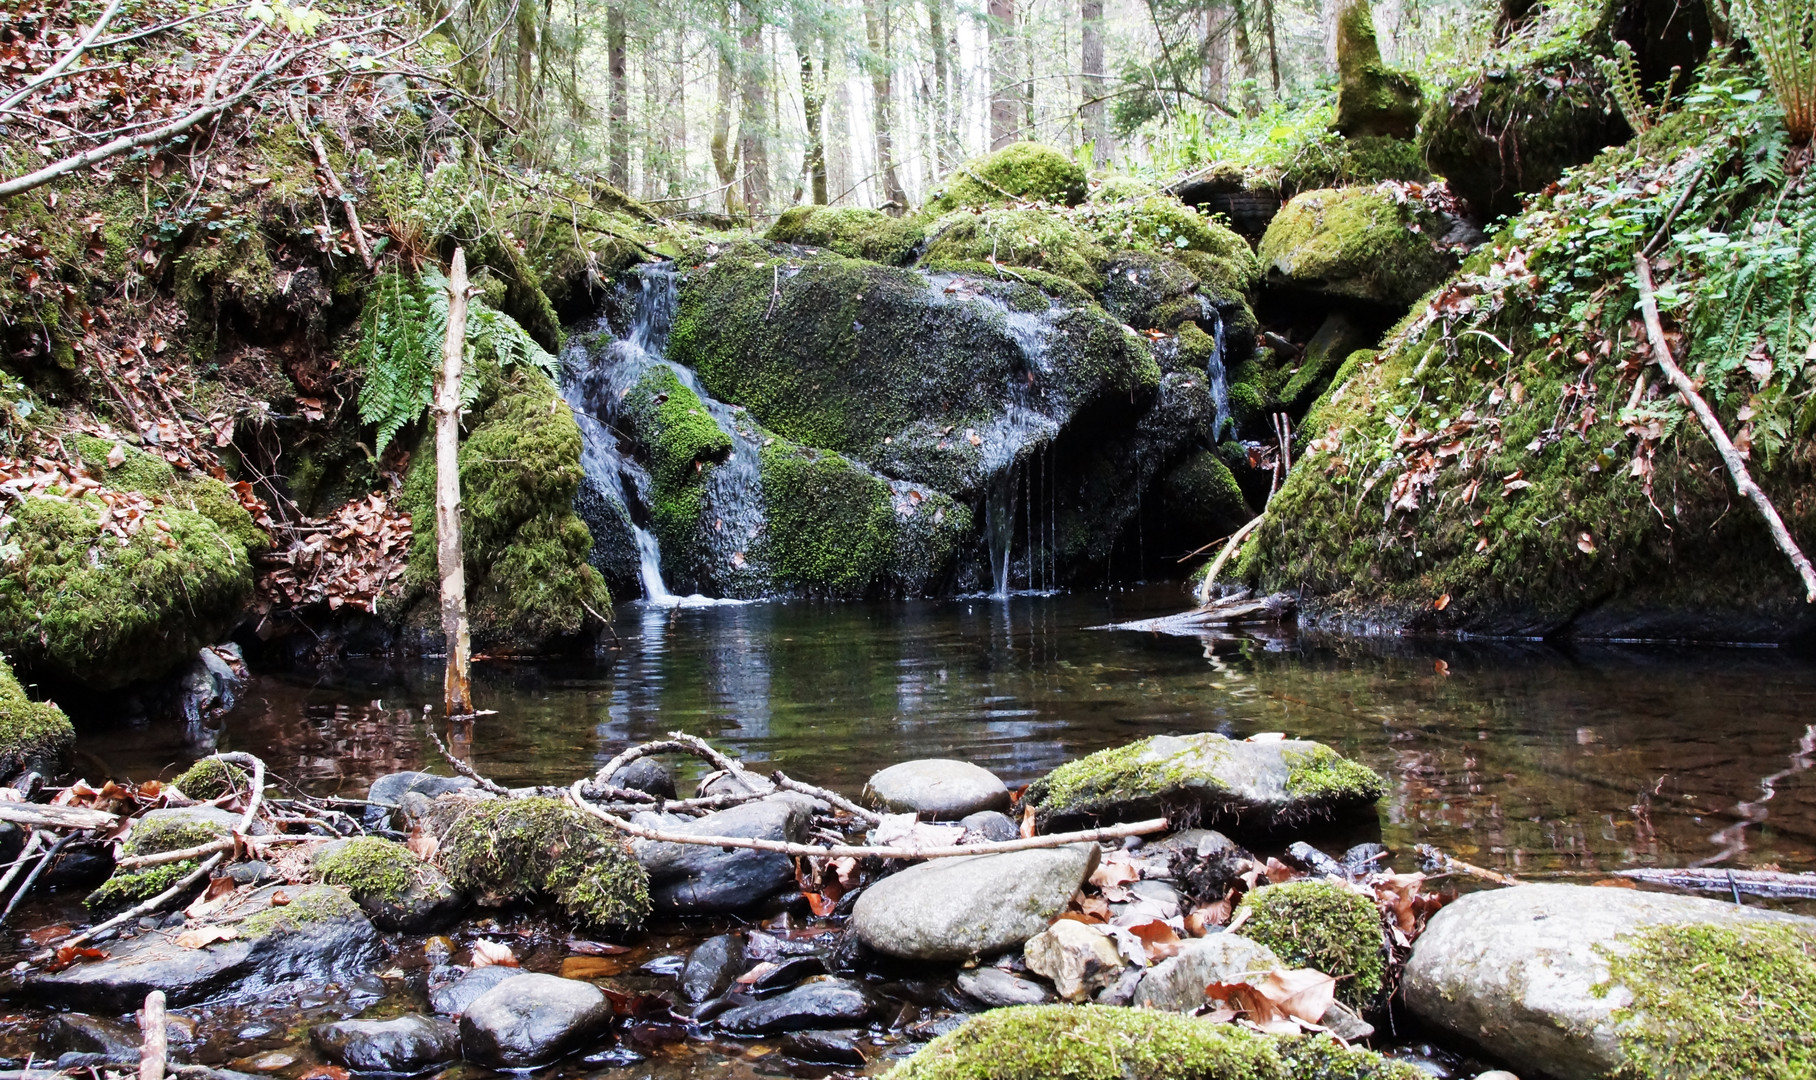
[459,972,615,1068]
[865,759,1011,820]
[22,884,381,1012]
[1023,920,1127,1002]
[635,797,812,913]
[679,933,746,1003]
[1403,883,1816,1080]
[428,965,520,1016]
[1025,733,1384,832]
[957,967,1057,1008]
[716,978,879,1035]
[850,846,1096,962]
[310,1015,459,1074]
[1131,934,1282,1013]
[611,758,677,800]
[781,1028,870,1066]
[38,1013,141,1064]
[310,836,465,932]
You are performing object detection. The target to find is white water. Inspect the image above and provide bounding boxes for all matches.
[1198,296,1233,441]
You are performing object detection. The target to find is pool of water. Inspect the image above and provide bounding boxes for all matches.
[82,585,1816,878]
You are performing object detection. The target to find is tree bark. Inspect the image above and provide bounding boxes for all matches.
[792,16,829,204]
[927,0,955,173]
[607,4,628,187]
[737,0,771,216]
[1263,0,1281,94]
[864,0,909,210]
[711,3,745,216]
[514,0,538,122]
[1202,2,1229,109]
[988,0,1018,148]
[1081,0,1105,165]
[435,248,474,719]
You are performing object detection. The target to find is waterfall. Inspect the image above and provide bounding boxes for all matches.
[1199,296,1232,441]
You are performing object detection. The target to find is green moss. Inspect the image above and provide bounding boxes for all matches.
[1158,451,1254,543]
[921,209,1109,294]
[439,796,650,929]
[85,859,198,912]
[924,142,1089,213]
[313,837,420,904]
[240,884,366,938]
[123,816,231,859]
[1596,922,1816,1080]
[1258,187,1456,308]
[1079,197,1260,297]
[1236,881,1385,1010]
[1090,177,1161,202]
[0,655,73,781]
[767,206,926,265]
[1333,0,1420,140]
[1025,737,1219,820]
[70,435,266,552]
[171,757,248,801]
[1274,1035,1427,1080]
[1283,746,1387,803]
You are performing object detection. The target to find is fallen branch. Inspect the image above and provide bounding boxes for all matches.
[1635,254,1816,602]
[424,720,509,795]
[1617,866,1816,900]
[34,851,227,960]
[0,0,128,113]
[0,802,120,830]
[140,991,168,1080]
[1416,843,1520,886]
[288,99,376,270]
[771,771,883,825]
[568,780,1165,859]
[1194,514,1266,607]
[0,830,71,925]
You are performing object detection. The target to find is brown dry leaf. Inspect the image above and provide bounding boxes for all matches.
[471,939,518,968]
[1020,803,1036,839]
[1263,857,1298,884]
[1433,659,1450,677]
[174,925,239,950]
[737,961,779,986]
[47,945,108,972]
[1089,855,1141,888]
[1184,900,1232,936]
[1432,593,1451,611]
[184,875,239,920]
[1126,919,1183,962]
[1577,532,1597,554]
[105,442,126,468]
[1253,968,1338,1025]
[297,1067,351,1080]
[405,829,439,862]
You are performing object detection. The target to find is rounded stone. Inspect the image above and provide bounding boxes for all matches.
[865,759,1011,820]
[457,972,614,1068]
[310,1015,458,1073]
[850,845,1096,962]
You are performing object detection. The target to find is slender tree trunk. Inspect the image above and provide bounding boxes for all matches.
[987,0,1017,148]
[927,0,953,172]
[865,0,909,210]
[1203,2,1228,108]
[671,31,687,198]
[712,3,746,216]
[1081,0,1105,164]
[435,249,473,720]
[829,73,853,202]
[738,0,771,215]
[514,0,538,123]
[1263,0,1281,95]
[608,4,629,187]
[793,18,829,204]
[1231,0,1259,114]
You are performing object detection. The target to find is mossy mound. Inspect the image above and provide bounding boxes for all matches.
[239,883,368,939]
[397,359,611,652]
[883,1005,1422,1080]
[921,209,1110,294]
[0,655,73,782]
[438,796,650,929]
[1237,881,1386,1010]
[1156,451,1254,549]
[86,806,238,911]
[924,142,1089,212]
[170,756,249,801]
[767,206,926,265]
[1258,187,1458,309]
[313,837,419,903]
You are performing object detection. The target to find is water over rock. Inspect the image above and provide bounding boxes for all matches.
[310,1015,459,1074]
[633,796,812,913]
[458,972,615,1068]
[865,759,1011,820]
[38,1014,141,1065]
[715,978,880,1036]
[680,933,746,1003]
[850,845,1096,962]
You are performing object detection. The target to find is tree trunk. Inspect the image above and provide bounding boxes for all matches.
[435,248,473,719]
[829,74,853,202]
[1263,0,1281,95]
[607,4,628,187]
[1203,2,1228,108]
[865,0,909,210]
[1233,0,1260,114]
[1081,0,1105,164]
[928,0,954,172]
[738,0,771,216]
[514,0,538,123]
[988,0,1017,148]
[793,17,829,204]
[670,31,687,198]
[711,3,745,216]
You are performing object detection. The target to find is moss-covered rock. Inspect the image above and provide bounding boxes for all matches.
[170,756,249,801]
[883,1005,1423,1080]
[439,796,650,929]
[921,209,1110,294]
[1259,187,1459,309]
[1157,451,1254,549]
[924,143,1089,213]
[1236,880,1386,1010]
[0,654,73,783]
[313,836,464,932]
[1333,0,1421,140]
[767,206,926,265]
[1025,733,1385,832]
[86,806,240,911]
[1280,312,1375,412]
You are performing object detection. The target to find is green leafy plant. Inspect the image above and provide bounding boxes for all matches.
[1734,0,1816,140]
[354,268,558,454]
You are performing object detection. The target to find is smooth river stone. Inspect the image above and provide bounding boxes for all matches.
[850,845,1097,962]
[865,759,1011,820]
[458,972,614,1068]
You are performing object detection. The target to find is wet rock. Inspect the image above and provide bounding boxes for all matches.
[1258,187,1461,309]
[1023,919,1127,1002]
[634,797,813,913]
[429,965,524,1016]
[1319,1000,1375,1041]
[679,934,746,1003]
[21,884,381,1011]
[310,1015,459,1073]
[958,811,1018,843]
[458,972,615,1069]
[751,954,828,992]
[850,846,1096,962]
[782,1029,869,1066]
[716,978,879,1035]
[174,644,248,729]
[611,758,677,800]
[1026,733,1384,833]
[310,837,466,932]
[1404,883,1816,1080]
[39,1014,139,1064]
[362,772,476,828]
[1132,933,1282,1012]
[957,967,1055,1008]
[865,760,1011,820]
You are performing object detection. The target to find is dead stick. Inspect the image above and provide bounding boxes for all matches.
[34,852,226,961]
[1635,254,1816,602]
[139,991,167,1080]
[771,771,883,825]
[423,721,509,795]
[434,248,475,716]
[287,99,375,270]
[0,830,45,898]
[1416,843,1519,886]
[1194,514,1265,607]
[0,831,70,925]
[568,781,1164,859]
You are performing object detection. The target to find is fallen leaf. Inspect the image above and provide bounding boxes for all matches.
[106,442,126,468]
[175,925,239,949]
[470,939,518,968]
[1433,659,1450,677]
[1263,857,1298,884]
[184,875,239,920]
[26,924,72,945]
[736,961,779,985]
[1020,803,1036,839]
[1577,532,1597,554]
[47,945,108,972]
[1126,919,1183,962]
[298,1069,350,1080]
[1089,856,1141,889]
[565,938,633,956]
[1432,593,1451,611]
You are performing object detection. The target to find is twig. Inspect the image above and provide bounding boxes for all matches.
[771,771,883,825]
[1416,843,1519,886]
[1194,514,1265,607]
[0,831,70,925]
[33,852,227,960]
[114,837,234,872]
[1635,254,1816,601]
[0,802,121,830]
[0,831,45,896]
[0,0,127,112]
[423,720,509,795]
[1641,163,1703,257]
[140,991,167,1080]
[288,99,376,270]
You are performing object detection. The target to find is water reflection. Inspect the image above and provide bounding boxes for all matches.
[75,587,1816,877]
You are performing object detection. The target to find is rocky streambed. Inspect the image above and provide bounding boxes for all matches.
[2,731,1813,1080]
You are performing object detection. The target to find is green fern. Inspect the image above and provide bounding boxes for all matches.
[355,269,558,454]
[1734,0,1816,141]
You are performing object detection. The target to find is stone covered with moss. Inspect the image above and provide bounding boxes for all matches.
[921,209,1111,294]
[884,1005,1423,1080]
[0,654,73,782]
[171,756,249,801]
[313,836,464,932]
[86,806,240,911]
[1236,880,1386,1010]
[1259,187,1458,309]
[767,206,926,265]
[923,142,1088,213]
[1025,733,1384,832]
[439,796,650,929]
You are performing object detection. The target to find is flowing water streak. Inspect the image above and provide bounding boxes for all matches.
[1199,296,1232,440]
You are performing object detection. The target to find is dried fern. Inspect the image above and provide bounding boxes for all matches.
[1734,0,1816,141]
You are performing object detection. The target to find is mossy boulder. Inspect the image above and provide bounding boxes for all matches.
[767,206,925,265]
[1259,187,1459,309]
[1025,733,1385,833]
[1236,880,1386,1010]
[922,208,1110,294]
[0,655,73,783]
[170,756,249,801]
[438,796,650,929]
[1333,0,1421,140]
[398,359,611,653]
[1156,451,1255,547]
[86,806,240,911]
[1280,311,1375,412]
[924,142,1089,213]
[884,1005,1424,1080]
[312,836,465,932]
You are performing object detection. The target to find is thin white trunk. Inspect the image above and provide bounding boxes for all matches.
[435,248,474,716]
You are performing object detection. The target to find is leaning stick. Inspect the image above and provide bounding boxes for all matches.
[567,780,1165,859]
[1634,255,1816,602]
[34,852,227,960]
[1195,514,1266,607]
[0,0,127,113]
[140,991,168,1080]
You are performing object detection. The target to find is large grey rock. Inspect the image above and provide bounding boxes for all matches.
[310,1015,459,1073]
[1133,934,1281,1012]
[680,934,746,1003]
[428,965,520,1016]
[865,760,1011,820]
[39,1014,140,1064]
[1027,733,1384,831]
[634,797,813,913]
[362,772,476,828]
[20,884,381,1012]
[850,845,1097,962]
[458,972,614,1068]
[611,758,677,800]
[956,967,1055,1008]
[715,979,879,1035]
[1403,883,1816,1080]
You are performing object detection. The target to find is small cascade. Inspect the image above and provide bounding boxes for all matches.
[1199,296,1233,440]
